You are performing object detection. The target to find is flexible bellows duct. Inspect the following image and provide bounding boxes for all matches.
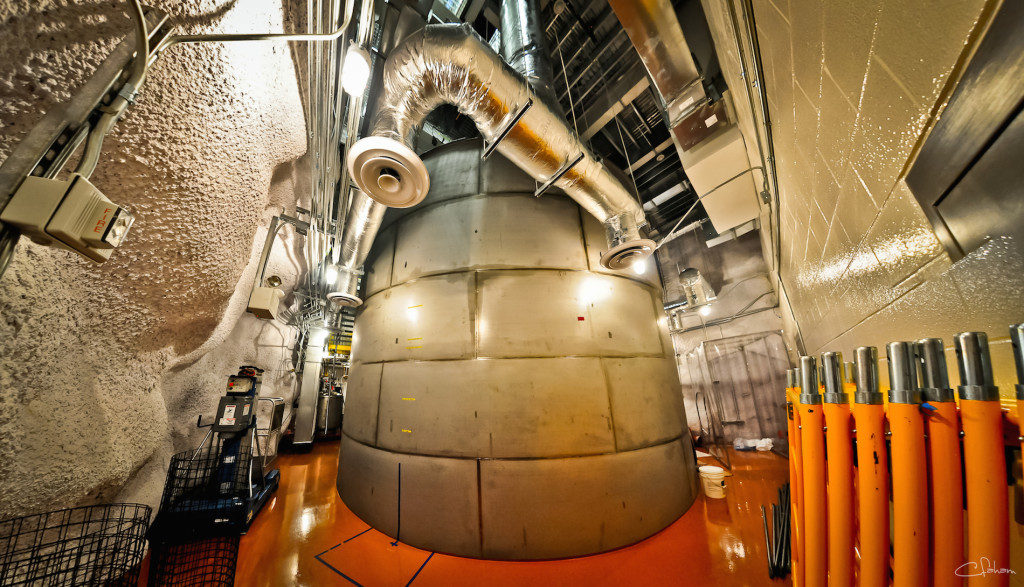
[327,191,385,306]
[499,0,562,115]
[347,24,654,270]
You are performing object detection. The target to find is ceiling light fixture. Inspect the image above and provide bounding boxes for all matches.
[341,44,371,96]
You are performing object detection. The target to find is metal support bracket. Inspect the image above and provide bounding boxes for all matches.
[534,152,584,197]
[279,213,310,235]
[482,98,532,159]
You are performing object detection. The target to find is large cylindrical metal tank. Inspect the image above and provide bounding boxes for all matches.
[338,139,697,560]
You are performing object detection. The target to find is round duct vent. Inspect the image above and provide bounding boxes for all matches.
[327,291,363,307]
[348,137,430,208]
[599,238,656,270]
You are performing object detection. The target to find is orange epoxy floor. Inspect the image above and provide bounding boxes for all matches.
[236,442,790,586]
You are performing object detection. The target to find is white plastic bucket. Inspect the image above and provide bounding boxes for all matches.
[699,465,728,499]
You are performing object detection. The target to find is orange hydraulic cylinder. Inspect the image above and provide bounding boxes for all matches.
[853,402,889,587]
[800,404,826,587]
[786,370,805,587]
[853,347,889,587]
[960,400,1009,587]
[955,332,1010,587]
[926,401,963,586]
[823,402,853,586]
[888,402,928,587]
[917,337,964,586]
[821,352,853,587]
[887,341,928,587]
[798,357,826,587]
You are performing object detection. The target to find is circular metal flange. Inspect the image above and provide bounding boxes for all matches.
[599,239,656,270]
[348,136,430,208]
[327,291,363,307]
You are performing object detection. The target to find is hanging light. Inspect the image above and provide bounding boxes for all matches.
[699,305,712,316]
[341,44,371,96]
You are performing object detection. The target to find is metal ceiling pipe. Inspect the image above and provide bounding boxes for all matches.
[606,0,705,125]
[499,0,562,116]
[347,24,653,270]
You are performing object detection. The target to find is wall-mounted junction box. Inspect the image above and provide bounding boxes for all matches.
[247,286,284,320]
[0,175,134,262]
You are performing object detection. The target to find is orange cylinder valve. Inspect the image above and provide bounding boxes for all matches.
[955,332,1010,587]
[822,352,854,587]
[887,341,929,587]
[917,338,963,586]
[853,346,889,587]
[787,368,805,587]
[799,356,827,587]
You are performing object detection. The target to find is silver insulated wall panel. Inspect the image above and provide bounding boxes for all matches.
[337,139,697,559]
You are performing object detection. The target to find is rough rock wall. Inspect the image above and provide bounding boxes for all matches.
[0,0,309,518]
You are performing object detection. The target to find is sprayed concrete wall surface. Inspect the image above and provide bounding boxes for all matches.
[338,139,698,560]
[701,0,1024,393]
[0,1,308,519]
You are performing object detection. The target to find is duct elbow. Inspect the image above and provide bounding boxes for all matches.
[349,23,652,271]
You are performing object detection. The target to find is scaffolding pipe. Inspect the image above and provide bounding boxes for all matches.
[917,338,964,586]
[887,341,929,587]
[853,347,889,587]
[798,356,826,587]
[821,352,853,587]
[954,332,1009,587]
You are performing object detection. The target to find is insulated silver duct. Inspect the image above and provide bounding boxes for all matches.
[347,24,653,270]
[325,0,386,307]
[499,0,562,115]
[607,0,705,125]
[327,190,385,306]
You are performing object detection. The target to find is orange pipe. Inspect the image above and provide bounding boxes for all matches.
[853,402,889,587]
[799,403,826,587]
[960,399,1009,587]
[926,401,964,586]
[787,384,805,587]
[888,401,929,587]
[823,401,854,587]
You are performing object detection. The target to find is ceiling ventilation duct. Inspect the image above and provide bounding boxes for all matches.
[347,23,654,270]
[326,190,385,307]
[499,0,563,116]
[608,0,760,234]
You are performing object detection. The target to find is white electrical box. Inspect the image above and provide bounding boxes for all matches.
[247,286,284,320]
[0,175,134,262]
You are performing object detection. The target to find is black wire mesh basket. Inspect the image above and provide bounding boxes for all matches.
[147,535,239,587]
[149,436,257,540]
[0,503,151,586]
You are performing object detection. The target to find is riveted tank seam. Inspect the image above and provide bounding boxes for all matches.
[361,266,663,305]
[341,431,687,461]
